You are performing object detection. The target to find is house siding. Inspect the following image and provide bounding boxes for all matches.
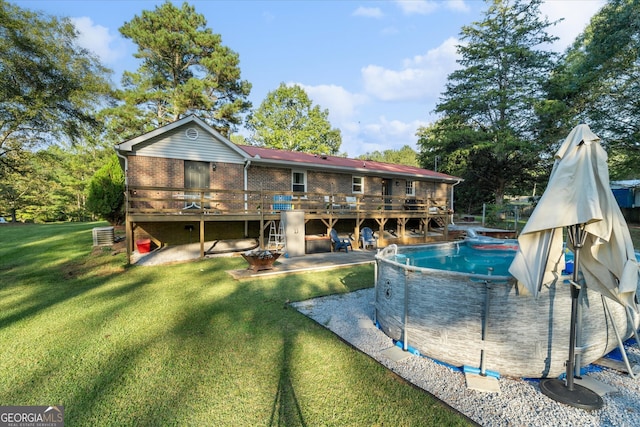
[134,123,245,164]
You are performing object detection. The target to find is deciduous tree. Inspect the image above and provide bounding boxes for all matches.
[247,83,341,155]
[357,145,418,167]
[86,155,125,225]
[541,0,640,179]
[0,0,112,176]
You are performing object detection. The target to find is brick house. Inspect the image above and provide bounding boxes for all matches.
[115,115,463,262]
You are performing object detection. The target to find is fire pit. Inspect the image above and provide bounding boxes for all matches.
[241,250,281,272]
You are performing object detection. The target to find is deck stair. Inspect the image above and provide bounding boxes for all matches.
[433,216,447,228]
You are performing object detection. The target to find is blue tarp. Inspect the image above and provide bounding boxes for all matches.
[612,188,634,208]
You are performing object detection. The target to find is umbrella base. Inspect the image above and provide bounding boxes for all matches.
[540,378,604,410]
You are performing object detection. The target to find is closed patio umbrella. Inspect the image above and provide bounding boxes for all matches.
[509,124,638,311]
[509,124,639,409]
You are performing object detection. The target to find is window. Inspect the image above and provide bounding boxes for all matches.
[292,171,306,193]
[406,181,415,196]
[352,176,363,193]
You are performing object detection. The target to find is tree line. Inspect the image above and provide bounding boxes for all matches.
[0,0,638,223]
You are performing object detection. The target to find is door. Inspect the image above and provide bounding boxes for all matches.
[382,179,392,210]
[184,161,210,208]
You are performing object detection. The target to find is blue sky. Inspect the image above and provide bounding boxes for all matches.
[16,0,604,157]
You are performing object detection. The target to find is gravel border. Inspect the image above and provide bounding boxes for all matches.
[291,288,640,426]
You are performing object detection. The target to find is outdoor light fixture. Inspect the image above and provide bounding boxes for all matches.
[212,163,217,171]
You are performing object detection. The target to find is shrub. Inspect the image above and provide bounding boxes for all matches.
[86,154,125,225]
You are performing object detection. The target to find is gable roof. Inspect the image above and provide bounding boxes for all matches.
[114,115,249,159]
[239,145,461,182]
[114,115,462,183]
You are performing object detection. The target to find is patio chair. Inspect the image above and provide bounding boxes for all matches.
[324,196,341,210]
[330,229,352,253]
[360,227,377,249]
[345,196,357,210]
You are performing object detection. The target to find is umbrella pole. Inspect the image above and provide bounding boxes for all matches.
[539,224,603,410]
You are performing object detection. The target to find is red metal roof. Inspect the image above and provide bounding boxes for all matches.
[237,145,460,182]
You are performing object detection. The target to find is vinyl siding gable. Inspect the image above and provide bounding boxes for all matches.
[133,123,245,164]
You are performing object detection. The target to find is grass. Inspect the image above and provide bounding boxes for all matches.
[0,222,472,426]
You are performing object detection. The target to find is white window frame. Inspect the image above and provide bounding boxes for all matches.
[292,170,307,193]
[405,180,415,197]
[352,176,364,194]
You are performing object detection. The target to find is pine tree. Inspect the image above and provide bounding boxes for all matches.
[107,1,251,139]
[419,0,558,205]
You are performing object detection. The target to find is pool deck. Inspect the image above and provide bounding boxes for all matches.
[228,249,377,279]
[131,239,377,278]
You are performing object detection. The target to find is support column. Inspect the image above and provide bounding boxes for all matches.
[126,219,133,265]
[200,215,205,258]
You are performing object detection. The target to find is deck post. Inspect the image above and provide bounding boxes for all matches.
[200,215,205,258]
[126,219,133,265]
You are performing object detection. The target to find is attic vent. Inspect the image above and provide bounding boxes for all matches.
[185,128,199,140]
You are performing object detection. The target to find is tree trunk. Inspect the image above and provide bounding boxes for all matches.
[494,186,505,206]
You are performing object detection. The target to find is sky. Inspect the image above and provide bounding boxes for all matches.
[16,0,606,158]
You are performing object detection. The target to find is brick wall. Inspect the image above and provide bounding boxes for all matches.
[126,156,448,202]
[127,156,245,190]
[212,162,244,190]
[247,165,290,192]
[127,156,183,187]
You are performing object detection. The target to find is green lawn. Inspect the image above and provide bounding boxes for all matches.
[0,223,471,426]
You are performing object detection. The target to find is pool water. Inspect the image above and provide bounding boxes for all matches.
[400,244,515,276]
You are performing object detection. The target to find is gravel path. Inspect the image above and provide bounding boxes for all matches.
[292,288,640,426]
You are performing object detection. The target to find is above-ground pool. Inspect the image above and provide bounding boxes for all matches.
[375,242,638,378]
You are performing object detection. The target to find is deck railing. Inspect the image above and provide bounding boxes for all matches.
[126,186,451,217]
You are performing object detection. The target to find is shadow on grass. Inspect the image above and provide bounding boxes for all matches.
[269,325,306,427]
[0,223,470,425]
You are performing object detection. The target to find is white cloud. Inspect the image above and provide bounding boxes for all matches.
[283,82,428,156]
[291,37,462,156]
[395,0,470,15]
[297,83,368,123]
[341,116,429,156]
[395,0,439,15]
[71,17,124,64]
[361,37,460,102]
[445,0,471,13]
[352,6,384,19]
[540,0,606,51]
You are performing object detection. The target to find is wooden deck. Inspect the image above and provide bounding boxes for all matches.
[124,186,454,263]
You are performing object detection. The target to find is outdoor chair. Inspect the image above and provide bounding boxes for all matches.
[360,227,377,249]
[330,229,352,253]
[345,196,357,210]
[324,196,341,210]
